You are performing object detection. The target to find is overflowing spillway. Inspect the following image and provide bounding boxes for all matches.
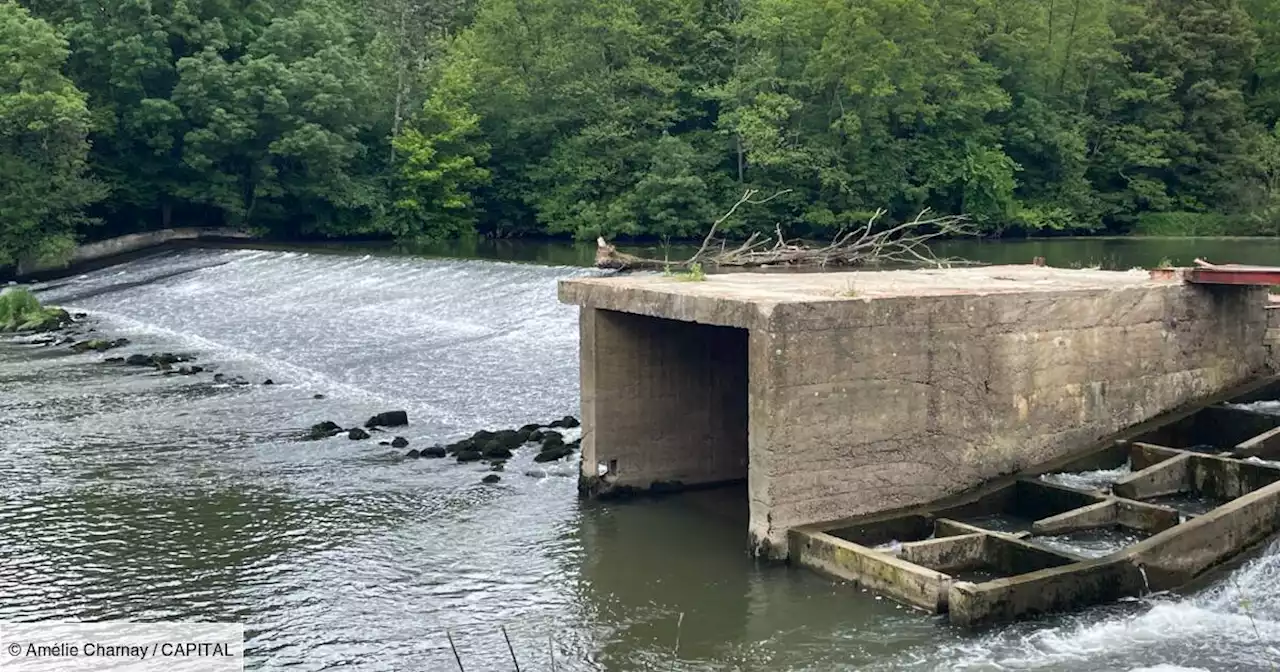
[0,247,1276,671]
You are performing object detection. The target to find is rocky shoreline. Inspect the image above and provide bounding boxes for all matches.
[4,290,582,485]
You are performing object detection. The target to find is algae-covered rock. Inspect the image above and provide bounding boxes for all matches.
[303,421,344,441]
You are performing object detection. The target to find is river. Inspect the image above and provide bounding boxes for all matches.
[2,238,1280,671]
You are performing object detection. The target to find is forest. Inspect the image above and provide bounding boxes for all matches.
[3,0,1280,268]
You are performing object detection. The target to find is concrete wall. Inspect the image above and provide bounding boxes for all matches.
[579,308,749,493]
[14,228,252,278]
[747,284,1268,555]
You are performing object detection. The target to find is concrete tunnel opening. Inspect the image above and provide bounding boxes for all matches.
[579,308,750,499]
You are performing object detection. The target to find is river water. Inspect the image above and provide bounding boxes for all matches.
[3,239,1280,671]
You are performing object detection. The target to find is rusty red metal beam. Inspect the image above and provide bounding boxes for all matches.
[1187,264,1280,286]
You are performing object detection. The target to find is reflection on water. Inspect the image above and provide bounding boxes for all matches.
[3,245,1280,671]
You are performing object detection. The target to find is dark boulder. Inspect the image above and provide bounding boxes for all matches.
[549,415,580,429]
[391,437,409,449]
[542,432,565,448]
[263,379,275,385]
[104,357,124,364]
[313,394,326,400]
[405,449,420,458]
[456,449,483,463]
[125,354,154,367]
[493,430,523,449]
[365,410,409,428]
[470,429,497,443]
[445,439,473,455]
[379,440,391,446]
[482,474,501,484]
[481,442,513,460]
[519,423,542,433]
[534,447,572,463]
[529,430,546,442]
[422,446,447,458]
[348,428,371,440]
[303,421,343,441]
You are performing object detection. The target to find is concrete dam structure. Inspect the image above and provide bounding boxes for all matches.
[557,265,1276,561]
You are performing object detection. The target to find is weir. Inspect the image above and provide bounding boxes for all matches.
[557,265,1276,562]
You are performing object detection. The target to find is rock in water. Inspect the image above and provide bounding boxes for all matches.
[482,442,513,460]
[422,446,447,458]
[549,415,580,429]
[482,474,501,484]
[303,421,344,441]
[313,394,326,400]
[348,428,371,440]
[534,447,572,463]
[405,449,421,459]
[263,379,275,385]
[365,410,409,428]
[456,449,483,463]
[125,354,154,367]
[391,437,409,448]
[518,423,542,433]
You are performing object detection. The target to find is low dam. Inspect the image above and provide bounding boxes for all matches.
[557,264,1274,561]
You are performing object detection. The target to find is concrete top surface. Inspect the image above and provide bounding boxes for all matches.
[562,265,1167,303]
[559,265,1182,331]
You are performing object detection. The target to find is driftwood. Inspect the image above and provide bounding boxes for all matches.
[595,189,980,272]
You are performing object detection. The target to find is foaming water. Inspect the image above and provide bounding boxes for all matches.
[6,247,1280,671]
[1039,464,1132,491]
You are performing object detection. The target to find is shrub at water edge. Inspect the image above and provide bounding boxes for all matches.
[0,288,71,332]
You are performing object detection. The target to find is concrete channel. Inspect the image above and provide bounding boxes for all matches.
[791,376,1280,626]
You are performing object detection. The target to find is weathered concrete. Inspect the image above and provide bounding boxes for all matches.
[577,308,748,495]
[561,266,1271,556]
[1031,500,1117,535]
[12,227,253,279]
[789,531,952,611]
[1112,453,1192,500]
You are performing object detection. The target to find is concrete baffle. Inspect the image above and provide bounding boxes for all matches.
[558,265,1270,558]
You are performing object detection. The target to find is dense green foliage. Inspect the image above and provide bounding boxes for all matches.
[9,0,1280,265]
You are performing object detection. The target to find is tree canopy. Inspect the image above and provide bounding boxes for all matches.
[6,0,1280,267]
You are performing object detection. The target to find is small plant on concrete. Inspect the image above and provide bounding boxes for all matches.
[669,262,706,282]
[1155,257,1174,269]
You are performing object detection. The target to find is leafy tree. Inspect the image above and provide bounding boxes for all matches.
[0,1,102,268]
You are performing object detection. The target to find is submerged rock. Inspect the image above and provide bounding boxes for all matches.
[125,354,154,367]
[71,338,129,353]
[303,421,344,441]
[482,474,501,484]
[348,428,371,440]
[104,356,124,364]
[405,449,421,459]
[422,446,447,458]
[263,379,275,385]
[365,410,408,428]
[313,394,325,399]
[391,437,409,448]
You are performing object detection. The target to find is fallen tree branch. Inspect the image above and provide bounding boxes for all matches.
[595,196,980,271]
